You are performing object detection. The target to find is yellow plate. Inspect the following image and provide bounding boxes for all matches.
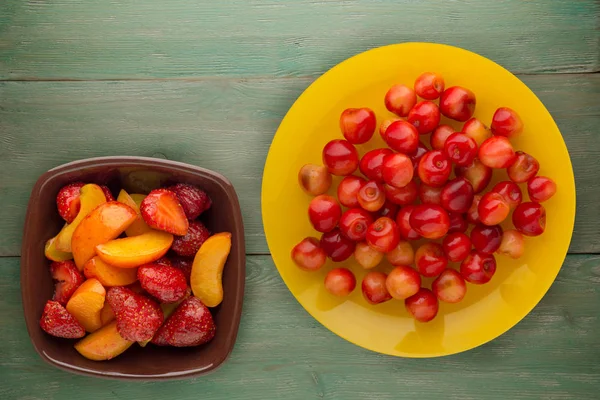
[261,43,576,357]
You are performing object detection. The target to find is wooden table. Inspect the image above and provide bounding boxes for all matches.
[1,1,599,398]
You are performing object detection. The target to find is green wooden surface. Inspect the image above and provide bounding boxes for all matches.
[1,0,599,398]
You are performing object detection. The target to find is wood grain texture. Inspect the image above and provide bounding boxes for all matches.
[1,74,599,256]
[0,0,599,80]
[2,255,599,399]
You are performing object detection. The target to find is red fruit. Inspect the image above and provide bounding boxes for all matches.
[444,132,477,167]
[470,224,503,254]
[322,139,359,176]
[320,228,356,261]
[337,175,366,208]
[56,182,85,223]
[440,177,474,214]
[308,194,341,233]
[386,266,421,300]
[396,205,421,240]
[357,181,386,212]
[378,200,399,220]
[409,204,450,239]
[107,286,163,342]
[478,136,516,169]
[414,72,445,100]
[492,181,522,209]
[478,192,510,225]
[340,107,376,144]
[419,183,442,205]
[418,150,451,187]
[455,158,492,193]
[442,232,471,262]
[339,208,374,241]
[168,183,212,220]
[507,151,539,183]
[408,101,441,134]
[410,141,429,174]
[382,153,414,188]
[324,268,356,297]
[170,256,193,283]
[386,240,415,266]
[528,176,557,203]
[405,288,439,322]
[379,118,398,139]
[440,86,476,122]
[154,257,172,268]
[385,181,418,205]
[384,120,419,154]
[491,107,523,138]
[415,242,448,277]
[432,270,467,303]
[448,212,468,234]
[366,217,400,252]
[467,195,482,224]
[384,84,417,117]
[152,297,215,347]
[354,242,384,269]
[497,229,525,259]
[171,221,211,257]
[359,148,393,181]
[49,260,84,305]
[298,164,332,196]
[462,118,491,146]
[430,125,455,150]
[460,251,497,284]
[137,263,188,303]
[513,202,546,236]
[291,237,327,271]
[361,272,392,304]
[100,186,115,202]
[39,300,85,339]
[141,189,189,236]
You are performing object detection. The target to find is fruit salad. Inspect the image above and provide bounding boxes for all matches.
[40,181,232,361]
[293,71,556,323]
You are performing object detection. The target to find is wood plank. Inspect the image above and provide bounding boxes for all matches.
[1,0,598,80]
[0,74,599,255]
[1,255,599,399]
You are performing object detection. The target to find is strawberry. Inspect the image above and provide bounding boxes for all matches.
[154,256,172,268]
[140,189,189,236]
[100,185,115,201]
[168,183,212,220]
[151,297,216,347]
[170,255,193,283]
[137,263,188,303]
[50,260,84,305]
[40,300,85,338]
[171,221,211,257]
[106,286,164,342]
[56,182,85,223]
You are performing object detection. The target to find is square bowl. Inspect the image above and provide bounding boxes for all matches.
[21,156,246,380]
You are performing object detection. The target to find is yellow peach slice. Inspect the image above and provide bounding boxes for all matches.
[72,201,137,270]
[117,189,152,237]
[100,302,115,326]
[66,278,106,333]
[129,193,147,208]
[84,256,138,287]
[55,184,107,252]
[95,230,173,268]
[191,232,232,307]
[74,321,134,361]
[44,235,73,262]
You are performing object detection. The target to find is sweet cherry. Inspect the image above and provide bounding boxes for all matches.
[291,237,327,271]
[440,177,474,213]
[405,288,439,322]
[508,151,539,183]
[432,269,467,303]
[340,107,376,144]
[354,242,384,269]
[410,141,429,174]
[444,132,477,166]
[462,117,491,146]
[396,205,421,240]
[385,181,418,205]
[322,139,359,176]
[414,72,445,100]
[440,86,476,122]
[379,118,401,139]
[512,202,546,236]
[497,229,525,259]
[337,175,366,208]
[491,181,522,209]
[366,217,400,252]
[308,194,341,232]
[382,153,414,188]
[470,224,503,254]
[455,158,492,193]
[324,268,356,297]
[415,242,448,277]
[430,124,455,150]
[467,194,482,224]
[298,164,332,196]
[478,192,510,225]
[460,251,497,284]
[442,232,471,262]
[527,176,557,203]
[339,208,374,241]
[384,120,419,154]
[448,212,468,234]
[491,107,523,138]
[378,200,399,220]
[386,240,415,266]
[320,228,356,262]
[357,181,386,212]
[409,204,450,239]
[359,148,393,181]
[478,136,516,169]
[361,272,392,304]
[408,101,441,134]
[386,266,421,300]
[419,183,442,205]
[418,150,451,187]
[385,84,417,117]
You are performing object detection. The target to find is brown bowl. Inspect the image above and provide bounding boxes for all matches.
[20,156,245,380]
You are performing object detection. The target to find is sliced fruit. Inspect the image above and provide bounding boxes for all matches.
[171,220,211,257]
[56,182,86,223]
[83,256,138,287]
[191,232,232,307]
[152,297,216,347]
[66,278,106,333]
[171,256,193,283]
[50,260,84,305]
[117,189,152,237]
[100,303,116,326]
[44,235,73,262]
[106,286,163,342]
[168,183,212,220]
[74,321,134,361]
[139,289,191,348]
[40,300,85,339]
[95,230,174,268]
[129,193,147,207]
[140,189,189,236]
[137,263,188,303]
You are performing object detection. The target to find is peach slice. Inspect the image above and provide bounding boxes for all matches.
[84,256,138,287]
[44,235,73,262]
[55,184,107,252]
[95,230,174,268]
[130,194,147,208]
[66,278,106,333]
[191,232,232,307]
[72,201,137,270]
[117,189,152,237]
[100,302,115,326]
[74,321,134,361]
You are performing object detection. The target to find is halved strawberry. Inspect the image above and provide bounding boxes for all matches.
[106,286,163,342]
[137,263,188,303]
[50,260,84,305]
[40,300,86,338]
[100,185,115,201]
[170,256,193,283]
[171,221,210,257]
[151,297,215,347]
[56,182,85,223]
[168,183,212,220]
[140,189,189,236]
[154,256,172,268]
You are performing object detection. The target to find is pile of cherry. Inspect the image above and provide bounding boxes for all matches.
[291,72,557,323]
